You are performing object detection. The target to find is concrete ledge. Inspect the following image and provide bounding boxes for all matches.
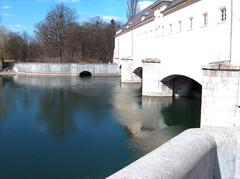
[202,62,240,71]
[108,127,240,179]
[142,58,161,63]
[10,62,120,76]
[121,58,133,61]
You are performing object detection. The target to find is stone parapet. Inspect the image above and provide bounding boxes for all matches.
[108,127,240,179]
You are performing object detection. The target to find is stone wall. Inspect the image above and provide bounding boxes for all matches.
[107,127,240,179]
[12,62,120,76]
[201,63,240,127]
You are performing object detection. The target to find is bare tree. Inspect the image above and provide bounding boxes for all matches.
[35,3,77,63]
[0,3,122,64]
[126,0,139,21]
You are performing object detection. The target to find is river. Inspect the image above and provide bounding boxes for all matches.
[0,76,201,179]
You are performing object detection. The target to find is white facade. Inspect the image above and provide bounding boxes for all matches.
[114,0,240,83]
[114,0,240,127]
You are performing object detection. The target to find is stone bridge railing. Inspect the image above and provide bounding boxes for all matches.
[108,127,240,179]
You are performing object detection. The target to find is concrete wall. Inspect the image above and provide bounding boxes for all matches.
[12,62,120,76]
[108,127,240,179]
[201,63,240,127]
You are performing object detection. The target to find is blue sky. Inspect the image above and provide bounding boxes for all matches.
[0,0,154,35]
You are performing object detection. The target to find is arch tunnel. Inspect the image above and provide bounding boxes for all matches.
[161,75,202,99]
[160,75,202,127]
[133,67,143,79]
[79,71,92,78]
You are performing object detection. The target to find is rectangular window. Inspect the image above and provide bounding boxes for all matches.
[162,26,164,35]
[221,7,226,22]
[169,23,172,34]
[178,21,182,32]
[189,17,193,30]
[203,13,208,26]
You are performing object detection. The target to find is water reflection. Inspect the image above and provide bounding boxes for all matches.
[0,77,17,120]
[161,97,201,127]
[0,76,201,179]
[112,83,201,153]
[36,89,78,138]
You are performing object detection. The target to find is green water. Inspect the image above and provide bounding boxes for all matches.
[0,76,201,179]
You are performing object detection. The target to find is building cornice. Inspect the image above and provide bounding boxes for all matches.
[115,17,155,37]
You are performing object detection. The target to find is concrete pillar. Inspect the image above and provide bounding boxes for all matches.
[121,58,141,83]
[142,58,172,97]
[201,63,240,127]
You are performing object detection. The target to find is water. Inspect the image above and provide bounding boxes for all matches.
[0,76,201,179]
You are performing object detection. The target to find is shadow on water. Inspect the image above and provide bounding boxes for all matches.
[112,82,201,153]
[161,97,201,128]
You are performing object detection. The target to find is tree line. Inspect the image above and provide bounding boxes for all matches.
[0,3,121,64]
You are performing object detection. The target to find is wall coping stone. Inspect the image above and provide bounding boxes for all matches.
[202,62,240,71]
[121,58,133,61]
[142,58,161,63]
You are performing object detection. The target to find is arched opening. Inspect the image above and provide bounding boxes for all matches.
[133,67,143,78]
[79,71,92,78]
[161,75,202,99]
[161,75,202,128]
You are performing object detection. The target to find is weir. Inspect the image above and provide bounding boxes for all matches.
[5,62,121,77]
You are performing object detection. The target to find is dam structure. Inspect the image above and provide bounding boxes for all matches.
[113,0,240,127]
[110,0,240,178]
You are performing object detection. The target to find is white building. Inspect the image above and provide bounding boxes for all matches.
[114,0,240,81]
[114,0,240,127]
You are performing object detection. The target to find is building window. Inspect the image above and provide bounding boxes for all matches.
[161,26,165,35]
[178,21,182,32]
[189,17,193,29]
[169,23,172,34]
[141,16,146,21]
[220,7,226,22]
[203,13,208,26]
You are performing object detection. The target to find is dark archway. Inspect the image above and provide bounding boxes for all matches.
[161,75,202,99]
[133,67,143,78]
[79,71,92,78]
[161,75,202,127]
